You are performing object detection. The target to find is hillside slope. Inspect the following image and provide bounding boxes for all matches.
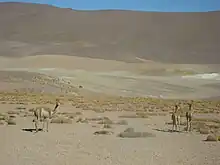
[0,2,220,63]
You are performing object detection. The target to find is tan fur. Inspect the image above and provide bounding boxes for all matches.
[186,111,192,132]
[171,112,181,132]
[171,103,181,132]
[33,100,60,132]
[186,100,193,132]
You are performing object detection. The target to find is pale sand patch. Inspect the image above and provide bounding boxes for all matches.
[1,55,219,72]
[0,55,220,99]
[0,55,132,71]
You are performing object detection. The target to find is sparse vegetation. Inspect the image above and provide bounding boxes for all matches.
[15,106,26,110]
[103,124,112,129]
[59,112,82,119]
[117,127,156,138]
[193,117,220,124]
[124,127,134,132]
[0,120,5,125]
[51,116,72,124]
[205,134,218,142]
[6,118,16,125]
[118,113,149,119]
[76,117,89,123]
[115,120,128,125]
[199,128,210,134]
[0,113,6,120]
[94,130,113,135]
[97,118,114,125]
[7,110,19,115]
[118,131,156,138]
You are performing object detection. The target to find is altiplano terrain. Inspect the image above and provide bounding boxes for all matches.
[0,2,220,63]
[1,2,220,165]
[0,56,220,165]
[1,55,220,99]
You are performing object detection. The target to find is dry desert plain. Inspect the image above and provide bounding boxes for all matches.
[0,55,220,165]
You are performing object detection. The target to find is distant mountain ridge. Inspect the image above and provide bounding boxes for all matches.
[0,2,220,63]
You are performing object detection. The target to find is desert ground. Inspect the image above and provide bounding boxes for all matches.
[0,55,220,165]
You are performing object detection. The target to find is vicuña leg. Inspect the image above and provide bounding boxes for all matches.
[186,112,192,132]
[177,115,181,132]
[34,118,39,132]
[42,118,50,132]
[171,113,177,132]
[33,108,41,132]
[171,113,180,132]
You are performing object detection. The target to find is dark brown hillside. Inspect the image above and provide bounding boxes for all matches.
[0,2,220,63]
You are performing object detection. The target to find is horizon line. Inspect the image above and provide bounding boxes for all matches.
[1,1,219,13]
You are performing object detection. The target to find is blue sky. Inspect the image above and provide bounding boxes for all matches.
[0,0,220,12]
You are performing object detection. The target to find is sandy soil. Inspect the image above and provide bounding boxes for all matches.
[0,55,220,165]
[1,103,220,165]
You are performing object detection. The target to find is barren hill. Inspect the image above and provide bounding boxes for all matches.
[0,2,220,63]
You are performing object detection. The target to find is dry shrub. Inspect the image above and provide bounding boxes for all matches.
[103,124,112,129]
[146,112,167,116]
[118,131,156,138]
[117,127,156,138]
[205,123,220,129]
[165,121,186,126]
[205,134,218,142]
[15,106,26,110]
[115,120,128,125]
[136,112,150,118]
[118,114,141,118]
[7,111,19,115]
[193,117,220,124]
[118,113,149,119]
[0,114,9,121]
[0,120,5,125]
[87,116,109,121]
[0,113,6,120]
[9,115,16,118]
[66,114,75,119]
[97,118,114,125]
[124,127,134,132]
[193,122,207,130]
[61,112,81,119]
[28,108,35,112]
[93,130,113,135]
[75,112,82,115]
[76,117,89,123]
[22,112,33,117]
[193,121,220,134]
[199,128,210,134]
[51,116,72,124]
[94,117,127,125]
[92,107,104,113]
[7,118,16,125]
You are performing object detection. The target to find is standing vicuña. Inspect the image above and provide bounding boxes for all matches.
[33,99,60,132]
[171,103,181,132]
[186,100,193,132]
